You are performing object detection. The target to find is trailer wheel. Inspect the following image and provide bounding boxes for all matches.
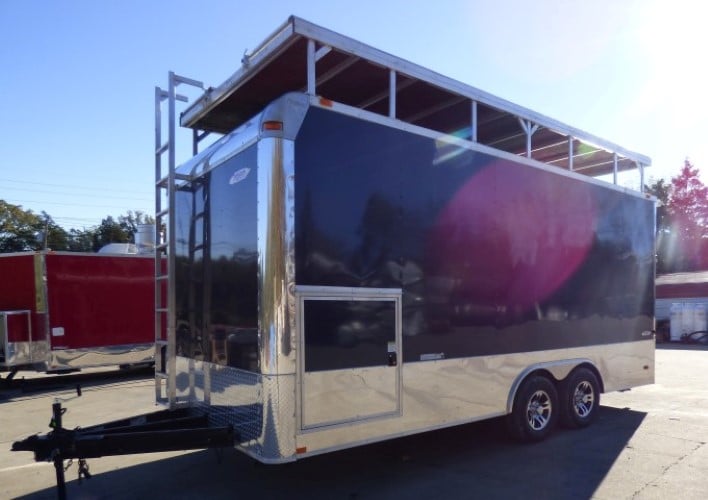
[507,375,558,442]
[559,367,600,429]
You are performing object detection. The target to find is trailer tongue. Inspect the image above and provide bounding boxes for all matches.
[12,398,235,500]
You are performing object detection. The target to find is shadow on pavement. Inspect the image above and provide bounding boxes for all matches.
[16,405,645,500]
[0,366,153,401]
[655,341,708,351]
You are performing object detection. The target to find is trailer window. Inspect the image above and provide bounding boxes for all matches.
[303,298,396,372]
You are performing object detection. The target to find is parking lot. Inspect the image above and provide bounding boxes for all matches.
[2,346,708,499]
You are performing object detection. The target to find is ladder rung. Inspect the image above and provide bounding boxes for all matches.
[156,339,169,346]
[155,242,168,252]
[156,142,169,155]
[156,208,168,218]
[173,74,204,88]
[192,244,205,252]
[156,173,192,187]
[155,372,168,379]
[156,275,168,282]
[156,308,168,313]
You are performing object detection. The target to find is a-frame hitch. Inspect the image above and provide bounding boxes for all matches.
[12,394,236,500]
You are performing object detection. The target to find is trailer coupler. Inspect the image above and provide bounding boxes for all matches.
[12,400,236,499]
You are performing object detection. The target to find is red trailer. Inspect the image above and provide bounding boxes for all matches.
[0,251,155,377]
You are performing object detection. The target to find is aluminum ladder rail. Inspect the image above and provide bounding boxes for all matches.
[154,71,205,408]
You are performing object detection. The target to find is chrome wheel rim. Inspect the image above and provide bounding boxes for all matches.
[573,381,595,418]
[526,390,552,430]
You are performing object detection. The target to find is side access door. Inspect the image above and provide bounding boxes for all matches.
[297,286,402,430]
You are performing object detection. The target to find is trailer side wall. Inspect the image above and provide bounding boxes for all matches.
[294,107,655,361]
[45,254,155,350]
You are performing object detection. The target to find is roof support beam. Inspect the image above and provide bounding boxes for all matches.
[471,100,478,142]
[315,45,332,62]
[356,78,415,110]
[314,55,359,88]
[568,136,575,171]
[518,118,539,158]
[403,96,467,124]
[389,70,396,118]
[307,39,316,95]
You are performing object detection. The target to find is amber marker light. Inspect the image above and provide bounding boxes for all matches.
[262,120,283,131]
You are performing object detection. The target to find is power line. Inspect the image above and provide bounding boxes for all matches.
[52,216,104,224]
[1,186,151,202]
[3,197,152,211]
[0,177,150,196]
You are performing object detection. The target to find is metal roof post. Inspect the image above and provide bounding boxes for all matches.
[518,119,539,158]
[389,70,396,119]
[471,100,478,142]
[568,136,574,171]
[307,39,316,95]
[613,153,618,185]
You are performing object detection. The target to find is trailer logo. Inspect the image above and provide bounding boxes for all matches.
[229,168,251,185]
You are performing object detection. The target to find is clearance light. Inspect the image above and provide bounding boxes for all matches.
[296,446,307,454]
[319,97,333,107]
[262,121,283,131]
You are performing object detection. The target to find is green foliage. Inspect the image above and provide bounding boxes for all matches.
[0,200,152,254]
[0,201,70,252]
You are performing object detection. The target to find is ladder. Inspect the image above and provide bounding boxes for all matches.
[154,72,205,408]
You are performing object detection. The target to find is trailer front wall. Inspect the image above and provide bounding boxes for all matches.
[173,144,259,370]
[0,254,38,313]
[0,254,48,368]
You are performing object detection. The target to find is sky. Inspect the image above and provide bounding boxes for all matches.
[1,0,707,230]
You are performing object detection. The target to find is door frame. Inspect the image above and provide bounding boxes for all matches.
[295,285,402,431]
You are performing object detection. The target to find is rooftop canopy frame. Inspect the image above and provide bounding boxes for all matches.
[179,16,650,185]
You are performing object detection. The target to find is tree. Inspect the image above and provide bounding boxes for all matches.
[92,215,130,251]
[40,212,71,251]
[668,160,708,270]
[90,211,156,251]
[0,200,70,252]
[0,201,157,254]
[647,160,708,272]
[118,210,156,236]
[67,228,94,252]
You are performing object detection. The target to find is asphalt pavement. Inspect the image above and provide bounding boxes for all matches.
[2,346,707,499]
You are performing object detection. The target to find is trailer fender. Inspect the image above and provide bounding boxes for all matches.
[505,358,598,415]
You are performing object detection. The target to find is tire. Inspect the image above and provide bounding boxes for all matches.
[507,375,559,442]
[559,367,600,429]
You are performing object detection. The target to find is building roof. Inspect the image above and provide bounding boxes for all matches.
[656,271,708,299]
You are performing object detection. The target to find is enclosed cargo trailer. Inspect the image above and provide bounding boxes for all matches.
[0,251,155,376]
[13,16,655,496]
[159,91,655,460]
